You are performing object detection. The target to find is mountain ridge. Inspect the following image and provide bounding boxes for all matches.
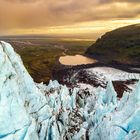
[86,24,140,65]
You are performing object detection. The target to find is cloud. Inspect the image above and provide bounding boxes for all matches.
[0,0,139,35]
[114,0,140,3]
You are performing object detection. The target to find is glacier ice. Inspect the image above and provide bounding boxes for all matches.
[0,41,140,140]
[0,41,79,140]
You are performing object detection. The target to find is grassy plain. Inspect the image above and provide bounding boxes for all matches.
[2,37,93,83]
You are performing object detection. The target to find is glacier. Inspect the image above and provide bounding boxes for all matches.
[0,41,140,140]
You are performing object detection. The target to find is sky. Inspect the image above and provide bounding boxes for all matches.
[0,0,140,39]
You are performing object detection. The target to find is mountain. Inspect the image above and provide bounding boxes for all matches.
[86,24,140,65]
[0,41,140,140]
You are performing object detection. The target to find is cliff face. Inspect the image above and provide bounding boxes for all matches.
[86,24,140,65]
[0,41,140,140]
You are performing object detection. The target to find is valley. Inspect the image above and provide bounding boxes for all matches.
[0,0,140,139]
[0,36,93,84]
[1,31,139,95]
[0,41,140,140]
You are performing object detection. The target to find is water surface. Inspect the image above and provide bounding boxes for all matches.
[59,55,97,66]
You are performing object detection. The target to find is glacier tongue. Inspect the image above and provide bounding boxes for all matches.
[0,41,79,140]
[0,41,140,140]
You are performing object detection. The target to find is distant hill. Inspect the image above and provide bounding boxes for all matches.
[86,24,140,65]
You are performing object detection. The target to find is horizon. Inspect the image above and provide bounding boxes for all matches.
[0,23,140,41]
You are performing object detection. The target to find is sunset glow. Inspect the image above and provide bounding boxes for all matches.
[0,0,140,39]
[13,19,140,39]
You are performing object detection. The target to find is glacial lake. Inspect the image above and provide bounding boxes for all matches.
[59,55,97,66]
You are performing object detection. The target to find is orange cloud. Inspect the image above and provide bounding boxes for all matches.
[0,0,139,36]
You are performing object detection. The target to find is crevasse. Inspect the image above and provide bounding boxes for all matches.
[0,41,140,140]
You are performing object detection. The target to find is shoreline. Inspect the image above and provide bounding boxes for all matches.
[55,60,140,74]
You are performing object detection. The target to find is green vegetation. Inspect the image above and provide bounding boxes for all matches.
[5,38,93,83]
[86,24,140,65]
